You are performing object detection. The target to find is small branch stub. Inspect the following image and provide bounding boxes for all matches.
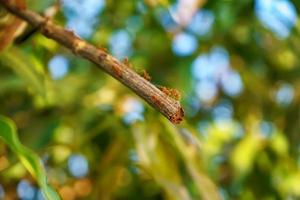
[0,0,184,124]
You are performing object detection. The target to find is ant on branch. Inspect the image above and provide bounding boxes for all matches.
[122,57,132,68]
[141,70,151,81]
[157,86,181,101]
[120,57,180,100]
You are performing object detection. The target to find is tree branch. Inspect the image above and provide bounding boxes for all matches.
[0,0,184,124]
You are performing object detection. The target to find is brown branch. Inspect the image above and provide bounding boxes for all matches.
[0,0,184,124]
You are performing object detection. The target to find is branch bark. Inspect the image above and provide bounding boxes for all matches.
[0,0,184,124]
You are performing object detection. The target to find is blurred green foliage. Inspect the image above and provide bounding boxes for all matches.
[0,116,60,200]
[1,0,300,200]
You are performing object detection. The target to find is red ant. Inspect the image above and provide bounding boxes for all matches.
[158,86,181,101]
[141,70,151,81]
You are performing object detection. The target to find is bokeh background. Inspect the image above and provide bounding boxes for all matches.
[1,0,300,199]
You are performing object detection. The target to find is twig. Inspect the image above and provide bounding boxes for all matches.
[0,0,184,124]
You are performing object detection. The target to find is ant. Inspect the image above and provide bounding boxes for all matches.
[158,86,181,101]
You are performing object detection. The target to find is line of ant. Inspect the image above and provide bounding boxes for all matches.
[122,57,181,101]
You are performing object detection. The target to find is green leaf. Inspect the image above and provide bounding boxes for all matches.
[0,49,44,95]
[0,116,60,200]
[0,48,54,107]
[162,119,221,200]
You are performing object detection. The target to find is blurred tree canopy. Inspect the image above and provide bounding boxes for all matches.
[1,0,300,199]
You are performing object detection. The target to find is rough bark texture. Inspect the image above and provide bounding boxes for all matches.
[0,0,184,124]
